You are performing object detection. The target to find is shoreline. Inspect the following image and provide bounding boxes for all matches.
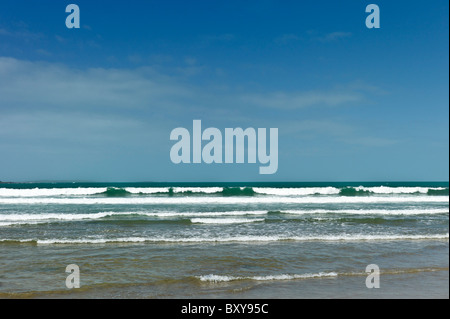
[1,268,448,299]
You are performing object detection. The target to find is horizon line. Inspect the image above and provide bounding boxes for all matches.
[1,180,449,184]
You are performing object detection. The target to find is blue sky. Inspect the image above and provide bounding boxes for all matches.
[0,0,448,182]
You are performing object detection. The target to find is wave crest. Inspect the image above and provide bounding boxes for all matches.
[97,187,132,197]
[197,272,339,282]
[1,233,446,245]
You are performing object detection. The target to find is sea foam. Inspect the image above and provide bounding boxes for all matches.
[0,196,447,205]
[9,233,445,245]
[197,272,339,282]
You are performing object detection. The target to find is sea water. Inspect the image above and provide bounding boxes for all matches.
[0,182,448,298]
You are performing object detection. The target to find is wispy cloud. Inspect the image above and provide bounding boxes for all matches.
[202,33,235,43]
[281,119,399,148]
[35,48,52,56]
[0,27,44,41]
[0,57,382,120]
[240,90,362,109]
[0,57,194,112]
[127,54,143,64]
[0,28,10,36]
[0,56,404,182]
[0,58,185,168]
[55,35,66,43]
[281,119,355,137]
[340,136,400,147]
[0,111,145,144]
[274,33,300,45]
[184,57,197,66]
[315,31,352,42]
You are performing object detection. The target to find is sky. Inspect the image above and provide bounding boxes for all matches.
[0,0,448,182]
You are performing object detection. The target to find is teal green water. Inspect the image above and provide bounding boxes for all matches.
[0,182,448,298]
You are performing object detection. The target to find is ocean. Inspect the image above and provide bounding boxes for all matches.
[0,181,448,298]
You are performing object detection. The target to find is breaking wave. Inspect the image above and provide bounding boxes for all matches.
[2,233,447,245]
[97,187,132,197]
[197,272,339,282]
[1,186,448,198]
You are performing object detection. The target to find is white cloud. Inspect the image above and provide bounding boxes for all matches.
[202,34,235,43]
[340,136,399,147]
[0,111,143,143]
[0,57,194,111]
[240,90,362,109]
[184,57,197,65]
[0,57,375,116]
[127,54,143,64]
[280,119,399,148]
[0,27,44,41]
[35,49,52,56]
[0,57,384,148]
[315,31,352,42]
[274,34,300,44]
[281,119,355,136]
[0,57,201,155]
[0,28,11,36]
